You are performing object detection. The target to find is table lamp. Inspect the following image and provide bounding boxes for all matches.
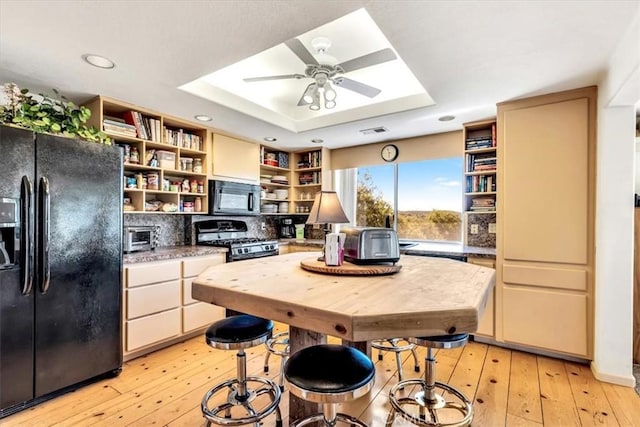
[305,191,350,261]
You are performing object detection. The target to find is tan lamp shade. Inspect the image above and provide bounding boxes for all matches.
[305,191,350,225]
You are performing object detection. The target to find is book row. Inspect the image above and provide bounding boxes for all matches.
[466,175,496,193]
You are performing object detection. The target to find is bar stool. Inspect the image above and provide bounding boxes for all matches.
[285,344,375,426]
[200,315,282,427]
[371,338,420,381]
[386,334,472,427]
[263,331,289,391]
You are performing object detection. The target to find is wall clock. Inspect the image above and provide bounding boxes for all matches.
[381,144,399,162]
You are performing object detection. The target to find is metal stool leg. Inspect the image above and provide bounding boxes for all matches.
[387,345,473,426]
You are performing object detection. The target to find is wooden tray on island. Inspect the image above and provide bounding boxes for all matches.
[300,258,402,276]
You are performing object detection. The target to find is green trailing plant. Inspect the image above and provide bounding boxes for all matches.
[0,83,111,144]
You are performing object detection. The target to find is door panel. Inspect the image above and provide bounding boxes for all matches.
[0,126,35,412]
[0,268,34,410]
[34,134,123,397]
[502,98,589,264]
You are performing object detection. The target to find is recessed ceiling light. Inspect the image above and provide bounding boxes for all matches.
[264,137,277,142]
[438,115,456,122]
[194,115,212,122]
[311,139,323,144]
[82,54,115,69]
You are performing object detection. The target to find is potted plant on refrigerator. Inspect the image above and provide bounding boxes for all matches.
[0,82,110,144]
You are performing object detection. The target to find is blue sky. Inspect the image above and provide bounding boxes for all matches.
[358,157,463,212]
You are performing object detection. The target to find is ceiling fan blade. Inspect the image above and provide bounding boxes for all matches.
[243,74,305,82]
[338,48,397,73]
[285,38,319,66]
[333,77,381,98]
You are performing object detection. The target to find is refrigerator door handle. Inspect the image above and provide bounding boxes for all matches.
[39,176,51,294]
[21,175,34,295]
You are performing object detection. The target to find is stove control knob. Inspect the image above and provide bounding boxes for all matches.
[244,248,249,253]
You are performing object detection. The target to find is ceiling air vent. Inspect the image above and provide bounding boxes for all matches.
[360,126,388,135]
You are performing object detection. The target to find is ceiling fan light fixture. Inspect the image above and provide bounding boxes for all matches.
[309,90,321,111]
[302,83,317,104]
[324,84,336,101]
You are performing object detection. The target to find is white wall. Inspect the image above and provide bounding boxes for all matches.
[593,6,640,386]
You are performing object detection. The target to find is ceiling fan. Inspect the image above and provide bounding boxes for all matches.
[243,37,397,110]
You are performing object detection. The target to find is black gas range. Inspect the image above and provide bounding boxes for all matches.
[195,219,278,262]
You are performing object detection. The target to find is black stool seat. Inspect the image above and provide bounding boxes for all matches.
[285,344,375,394]
[206,315,273,348]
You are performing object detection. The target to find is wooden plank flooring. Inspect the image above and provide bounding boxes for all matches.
[3,323,639,426]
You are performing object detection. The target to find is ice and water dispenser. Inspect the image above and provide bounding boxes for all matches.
[0,198,19,268]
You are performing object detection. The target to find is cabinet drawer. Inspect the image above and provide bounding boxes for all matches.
[183,302,225,333]
[503,286,588,357]
[126,260,181,288]
[126,280,181,320]
[126,308,181,352]
[182,254,225,278]
[503,263,587,291]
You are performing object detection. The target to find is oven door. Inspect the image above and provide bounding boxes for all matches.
[209,180,260,216]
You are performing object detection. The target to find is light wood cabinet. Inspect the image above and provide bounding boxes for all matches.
[124,259,182,353]
[123,254,226,360]
[181,254,226,333]
[260,145,292,214]
[84,96,209,214]
[283,244,322,254]
[467,257,495,337]
[259,146,332,216]
[496,86,596,359]
[212,133,260,183]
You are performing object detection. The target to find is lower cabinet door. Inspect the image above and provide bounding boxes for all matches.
[476,288,495,337]
[126,308,181,352]
[183,302,225,333]
[502,286,588,357]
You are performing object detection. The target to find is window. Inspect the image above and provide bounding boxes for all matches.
[352,157,463,243]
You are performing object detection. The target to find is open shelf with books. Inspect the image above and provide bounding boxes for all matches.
[84,95,209,214]
[463,119,497,247]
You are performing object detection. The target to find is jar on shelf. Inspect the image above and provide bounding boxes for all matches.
[190,179,198,193]
[193,158,203,173]
[197,180,204,193]
[130,147,140,164]
[147,172,159,190]
[183,201,194,213]
[194,197,202,212]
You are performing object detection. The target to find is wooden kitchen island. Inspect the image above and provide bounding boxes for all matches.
[192,252,495,423]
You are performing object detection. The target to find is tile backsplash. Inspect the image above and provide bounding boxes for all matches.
[124,214,315,246]
[466,213,496,248]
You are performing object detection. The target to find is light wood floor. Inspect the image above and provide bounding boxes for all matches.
[3,323,640,426]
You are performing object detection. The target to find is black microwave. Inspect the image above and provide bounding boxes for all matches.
[208,180,260,216]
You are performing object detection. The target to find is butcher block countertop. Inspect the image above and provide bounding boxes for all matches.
[192,252,496,342]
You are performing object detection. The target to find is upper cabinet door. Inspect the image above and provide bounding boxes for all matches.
[211,134,260,183]
[500,95,591,265]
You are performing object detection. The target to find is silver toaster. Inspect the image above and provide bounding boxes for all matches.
[342,227,400,265]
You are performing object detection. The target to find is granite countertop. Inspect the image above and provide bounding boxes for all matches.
[123,245,227,264]
[401,242,495,259]
[279,239,495,259]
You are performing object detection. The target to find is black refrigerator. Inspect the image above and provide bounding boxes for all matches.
[0,125,123,417]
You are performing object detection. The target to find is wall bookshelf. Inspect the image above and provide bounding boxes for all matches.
[463,119,497,247]
[84,96,208,214]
